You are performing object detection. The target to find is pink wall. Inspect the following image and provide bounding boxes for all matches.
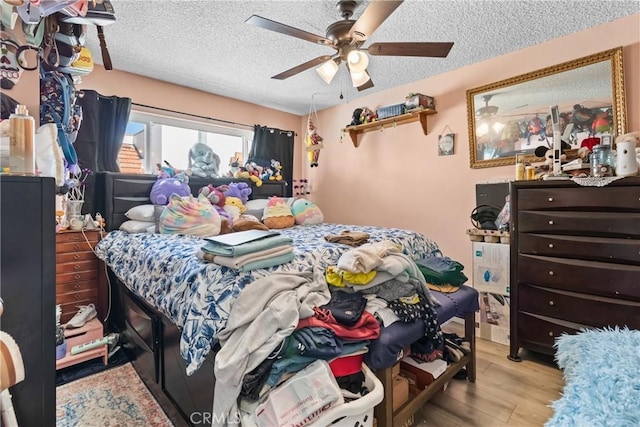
[78,67,304,178]
[304,14,640,272]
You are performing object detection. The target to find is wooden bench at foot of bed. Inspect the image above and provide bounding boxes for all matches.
[374,302,477,427]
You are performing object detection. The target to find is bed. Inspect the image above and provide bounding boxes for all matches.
[94,171,477,427]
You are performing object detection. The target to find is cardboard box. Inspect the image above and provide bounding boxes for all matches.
[472,242,510,295]
[392,375,409,411]
[400,358,447,390]
[476,292,510,346]
[391,362,400,378]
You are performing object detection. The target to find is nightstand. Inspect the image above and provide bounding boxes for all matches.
[56,230,107,324]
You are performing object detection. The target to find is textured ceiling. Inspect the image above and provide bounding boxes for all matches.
[86,0,640,116]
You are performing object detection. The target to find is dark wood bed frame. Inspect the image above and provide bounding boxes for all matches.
[96,171,476,427]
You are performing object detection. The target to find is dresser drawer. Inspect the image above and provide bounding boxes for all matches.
[56,260,98,275]
[56,280,96,294]
[518,254,640,300]
[57,240,99,253]
[517,211,640,237]
[517,312,584,353]
[518,284,640,329]
[517,187,640,211]
[56,270,98,284]
[56,231,103,243]
[56,251,98,264]
[56,287,99,305]
[519,233,640,264]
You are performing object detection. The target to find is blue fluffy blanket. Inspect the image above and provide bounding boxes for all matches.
[546,327,640,427]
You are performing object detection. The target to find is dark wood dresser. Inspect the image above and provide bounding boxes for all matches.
[509,177,640,361]
[56,230,107,324]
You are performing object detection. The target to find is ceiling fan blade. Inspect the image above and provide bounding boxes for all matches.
[272,55,333,80]
[368,42,454,57]
[349,0,404,41]
[246,15,333,46]
[357,77,374,92]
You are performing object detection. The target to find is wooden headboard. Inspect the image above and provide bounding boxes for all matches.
[95,172,286,231]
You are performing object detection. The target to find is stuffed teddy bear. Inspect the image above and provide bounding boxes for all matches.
[150,171,191,205]
[189,142,221,178]
[262,196,295,229]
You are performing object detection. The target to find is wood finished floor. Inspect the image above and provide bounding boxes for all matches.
[415,322,564,427]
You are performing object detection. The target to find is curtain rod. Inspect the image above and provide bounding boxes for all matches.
[131,102,254,129]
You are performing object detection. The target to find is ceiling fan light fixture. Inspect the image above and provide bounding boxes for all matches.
[350,70,371,88]
[316,59,339,84]
[347,50,369,73]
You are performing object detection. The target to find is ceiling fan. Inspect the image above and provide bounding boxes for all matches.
[245,0,454,91]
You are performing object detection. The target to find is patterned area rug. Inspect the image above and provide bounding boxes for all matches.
[56,363,173,427]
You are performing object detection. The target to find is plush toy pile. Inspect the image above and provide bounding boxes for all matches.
[124,174,326,237]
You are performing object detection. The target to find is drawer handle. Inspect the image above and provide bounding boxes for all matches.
[74,283,80,289]
[73,244,80,250]
[548,220,554,225]
[549,300,554,306]
[548,243,554,248]
[548,197,554,202]
[74,294,81,300]
[549,271,554,276]
[74,274,81,280]
[74,264,81,271]
[548,332,554,337]
[73,254,80,260]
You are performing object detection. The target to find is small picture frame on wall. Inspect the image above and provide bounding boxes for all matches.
[438,133,455,156]
[600,133,613,147]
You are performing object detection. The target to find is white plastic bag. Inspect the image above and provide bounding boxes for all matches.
[254,360,344,427]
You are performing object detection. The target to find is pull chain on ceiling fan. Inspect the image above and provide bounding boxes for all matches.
[245,0,454,92]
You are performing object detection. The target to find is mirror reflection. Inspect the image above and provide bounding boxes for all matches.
[467,47,626,168]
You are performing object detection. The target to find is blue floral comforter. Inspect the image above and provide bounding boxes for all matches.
[95,223,440,375]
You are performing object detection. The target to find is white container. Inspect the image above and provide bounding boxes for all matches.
[615,141,639,177]
[312,364,383,427]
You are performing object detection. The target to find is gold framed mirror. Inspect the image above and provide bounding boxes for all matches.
[467,47,626,168]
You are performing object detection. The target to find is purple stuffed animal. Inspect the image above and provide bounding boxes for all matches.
[224,182,252,204]
[150,172,191,205]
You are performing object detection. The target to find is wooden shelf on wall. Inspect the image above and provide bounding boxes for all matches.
[342,108,437,147]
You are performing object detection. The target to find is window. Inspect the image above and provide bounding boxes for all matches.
[121,111,253,176]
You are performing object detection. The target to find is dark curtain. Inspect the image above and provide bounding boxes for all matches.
[73,89,132,214]
[248,125,294,197]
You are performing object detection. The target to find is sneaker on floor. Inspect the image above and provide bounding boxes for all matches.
[65,304,97,328]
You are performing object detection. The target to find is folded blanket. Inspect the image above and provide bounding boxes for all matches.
[236,252,295,272]
[201,234,293,257]
[198,245,293,269]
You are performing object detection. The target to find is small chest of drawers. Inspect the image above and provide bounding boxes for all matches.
[56,230,106,324]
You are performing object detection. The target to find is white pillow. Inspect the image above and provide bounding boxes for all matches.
[125,204,156,222]
[120,220,156,233]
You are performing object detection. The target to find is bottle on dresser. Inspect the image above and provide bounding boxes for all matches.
[9,104,35,175]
